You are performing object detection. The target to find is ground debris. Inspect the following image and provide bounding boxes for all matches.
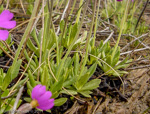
[93,68,150,114]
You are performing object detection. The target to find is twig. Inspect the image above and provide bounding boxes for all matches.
[112,80,128,101]
[125,65,150,70]
[0,45,14,60]
[0,0,4,5]
[120,47,149,55]
[1,90,17,100]
[31,1,47,32]
[121,33,149,51]
[103,31,114,44]
[19,0,26,14]
[6,0,10,9]
[134,0,149,31]
[2,41,15,56]
[0,45,25,70]
[11,86,24,114]
[92,98,102,114]
[56,0,71,35]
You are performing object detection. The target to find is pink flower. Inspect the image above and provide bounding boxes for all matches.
[117,0,134,1]
[31,85,54,110]
[0,10,16,41]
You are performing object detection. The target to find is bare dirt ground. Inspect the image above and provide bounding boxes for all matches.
[97,69,150,114]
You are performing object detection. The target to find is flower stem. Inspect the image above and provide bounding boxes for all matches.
[111,0,130,61]
[11,0,41,68]
[79,0,96,77]
[92,0,100,48]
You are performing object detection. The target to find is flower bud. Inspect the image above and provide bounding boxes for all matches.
[17,103,32,114]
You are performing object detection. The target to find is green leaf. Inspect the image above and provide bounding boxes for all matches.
[79,79,101,91]
[117,71,128,75]
[27,81,33,93]
[10,77,28,90]
[41,65,49,86]
[51,91,59,98]
[74,53,79,76]
[87,62,97,77]
[2,60,22,90]
[27,4,33,14]
[42,5,50,53]
[47,29,57,50]
[60,89,77,95]
[112,48,120,67]
[0,68,5,88]
[27,89,32,97]
[24,97,32,103]
[24,50,36,68]
[31,29,40,48]
[79,91,92,97]
[76,72,90,90]
[38,30,42,44]
[1,89,9,97]
[0,5,4,13]
[115,58,132,69]
[76,63,97,90]
[28,70,36,87]
[70,23,78,43]
[63,77,76,87]
[106,55,112,66]
[50,76,64,93]
[60,20,65,32]
[64,57,73,69]
[54,98,67,106]
[0,76,3,88]
[27,38,39,56]
[4,99,22,111]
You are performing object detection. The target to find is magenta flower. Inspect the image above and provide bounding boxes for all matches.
[31,85,54,110]
[0,10,16,41]
[117,0,134,1]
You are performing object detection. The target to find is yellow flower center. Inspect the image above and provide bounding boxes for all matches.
[30,99,39,108]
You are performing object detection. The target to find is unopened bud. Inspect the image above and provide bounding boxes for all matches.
[17,103,32,114]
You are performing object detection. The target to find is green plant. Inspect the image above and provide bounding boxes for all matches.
[22,1,101,107]
[25,33,101,105]
[101,0,148,35]
[0,90,22,113]
[88,41,132,76]
[60,21,88,49]
[0,68,22,114]
[0,36,14,56]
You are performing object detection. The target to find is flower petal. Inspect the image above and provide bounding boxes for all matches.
[31,85,54,111]
[0,10,14,21]
[38,98,54,107]
[0,21,16,29]
[31,85,46,100]
[31,85,42,99]
[0,30,9,41]
[37,99,54,110]
[37,91,52,105]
